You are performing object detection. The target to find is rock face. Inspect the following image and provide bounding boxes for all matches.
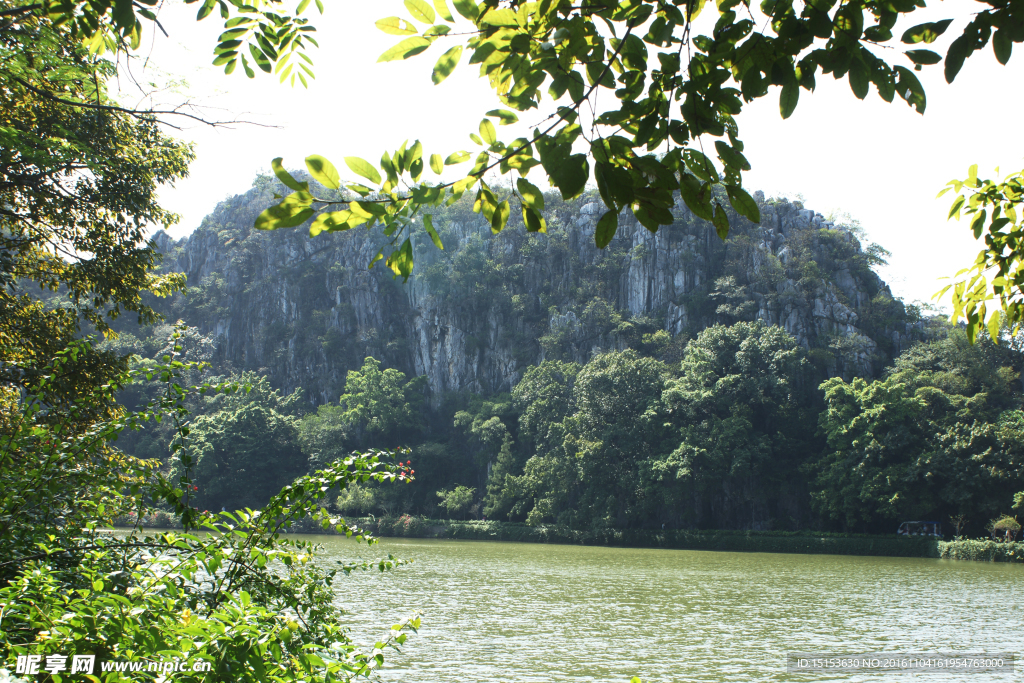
[154,182,922,405]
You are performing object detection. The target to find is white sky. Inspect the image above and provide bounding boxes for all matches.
[132,0,1024,311]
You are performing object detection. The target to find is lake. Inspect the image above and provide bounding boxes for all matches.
[314,535,1023,683]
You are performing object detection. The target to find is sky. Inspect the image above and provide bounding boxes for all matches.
[129,0,1024,311]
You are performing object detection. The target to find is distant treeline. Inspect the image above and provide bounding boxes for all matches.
[116,320,1024,537]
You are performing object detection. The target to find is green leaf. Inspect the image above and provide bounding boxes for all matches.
[445,151,470,165]
[987,308,1002,342]
[547,154,589,200]
[970,208,987,239]
[683,149,719,183]
[491,200,510,233]
[350,200,387,219]
[516,178,544,211]
[481,8,518,26]
[944,35,971,83]
[434,0,455,22]
[905,49,941,65]
[895,66,926,113]
[423,214,444,249]
[386,238,415,280]
[271,158,308,191]
[479,119,497,145]
[714,141,751,172]
[197,0,216,20]
[901,19,953,44]
[344,157,382,185]
[305,155,340,189]
[679,175,712,220]
[309,210,355,236]
[255,192,315,230]
[375,17,417,35]
[848,60,869,99]
[432,45,462,84]
[712,201,730,239]
[780,80,799,118]
[595,210,618,248]
[378,37,432,62]
[993,29,1012,65]
[948,194,965,220]
[452,0,479,21]
[405,0,435,23]
[726,185,761,223]
[474,186,498,221]
[429,154,444,174]
[522,206,547,233]
[486,109,519,125]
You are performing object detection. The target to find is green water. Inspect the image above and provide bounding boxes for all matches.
[315,536,1023,683]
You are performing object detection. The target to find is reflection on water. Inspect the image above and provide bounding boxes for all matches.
[309,535,1023,683]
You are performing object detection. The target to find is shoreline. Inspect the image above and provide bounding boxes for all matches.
[114,516,1024,562]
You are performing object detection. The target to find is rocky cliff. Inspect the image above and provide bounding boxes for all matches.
[151,180,922,405]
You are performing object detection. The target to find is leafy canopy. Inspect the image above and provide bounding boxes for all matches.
[254,0,1022,284]
[938,165,1024,341]
[20,0,1024,326]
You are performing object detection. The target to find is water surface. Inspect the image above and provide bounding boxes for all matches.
[313,536,1023,682]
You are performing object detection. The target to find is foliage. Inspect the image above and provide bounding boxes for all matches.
[299,403,356,469]
[252,0,1023,280]
[485,350,668,528]
[0,453,419,683]
[986,514,1021,537]
[1,12,423,683]
[512,360,580,453]
[337,357,426,448]
[938,165,1024,341]
[656,321,819,528]
[0,17,190,414]
[4,0,320,86]
[810,330,1024,531]
[939,539,1024,562]
[1,330,419,681]
[436,485,477,519]
[179,403,306,512]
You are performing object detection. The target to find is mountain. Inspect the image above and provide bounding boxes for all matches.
[149,179,924,406]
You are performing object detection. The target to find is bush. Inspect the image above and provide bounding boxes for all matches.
[939,539,1024,563]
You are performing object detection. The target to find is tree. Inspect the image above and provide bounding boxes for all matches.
[493,350,666,527]
[0,15,191,584]
[1,16,190,424]
[338,357,426,448]
[170,372,306,510]
[298,403,356,469]
[512,360,580,454]
[437,485,477,519]
[0,13,420,683]
[656,321,818,528]
[810,330,1024,532]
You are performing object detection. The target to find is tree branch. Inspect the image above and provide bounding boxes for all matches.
[10,76,279,129]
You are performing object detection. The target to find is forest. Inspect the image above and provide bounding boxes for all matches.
[105,184,1024,537]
